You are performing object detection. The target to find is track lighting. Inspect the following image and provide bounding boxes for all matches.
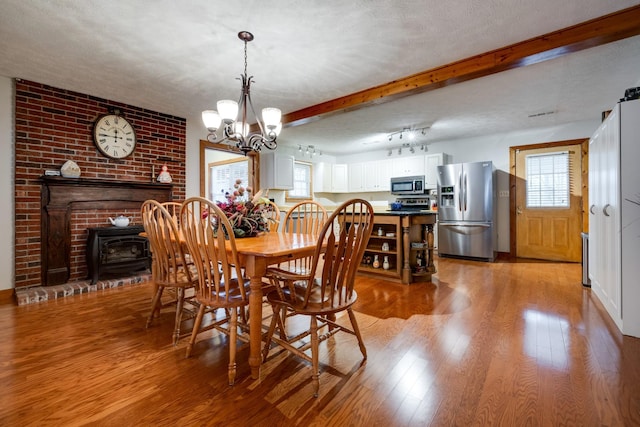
[298,145,321,158]
[386,126,430,156]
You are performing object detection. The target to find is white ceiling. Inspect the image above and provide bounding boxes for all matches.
[1,0,639,155]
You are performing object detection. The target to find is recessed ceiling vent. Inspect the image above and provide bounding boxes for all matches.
[528,110,556,118]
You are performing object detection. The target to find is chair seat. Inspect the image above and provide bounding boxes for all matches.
[266,281,358,315]
[198,278,251,308]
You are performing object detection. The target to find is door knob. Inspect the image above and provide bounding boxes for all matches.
[517,206,523,215]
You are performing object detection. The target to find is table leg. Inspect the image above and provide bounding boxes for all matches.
[246,256,265,380]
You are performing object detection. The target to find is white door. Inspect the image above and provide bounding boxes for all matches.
[589,106,622,329]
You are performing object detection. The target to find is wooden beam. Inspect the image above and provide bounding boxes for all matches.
[282,4,640,127]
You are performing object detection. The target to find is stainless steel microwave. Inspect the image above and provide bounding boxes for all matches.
[390,175,426,195]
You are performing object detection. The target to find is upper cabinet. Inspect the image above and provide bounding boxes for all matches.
[313,154,447,194]
[314,162,348,193]
[260,152,294,190]
[391,155,425,177]
[332,163,349,192]
[348,160,391,193]
[348,162,365,192]
[424,153,449,189]
[364,160,391,192]
[313,162,332,192]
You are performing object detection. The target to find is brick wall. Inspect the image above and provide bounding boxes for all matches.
[15,79,186,288]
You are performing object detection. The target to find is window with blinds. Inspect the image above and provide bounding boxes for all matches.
[525,151,570,208]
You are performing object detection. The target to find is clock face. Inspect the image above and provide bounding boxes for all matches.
[93,114,137,159]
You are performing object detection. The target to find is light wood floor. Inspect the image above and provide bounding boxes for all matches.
[1,257,639,426]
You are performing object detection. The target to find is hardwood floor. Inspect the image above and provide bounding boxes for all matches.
[1,257,639,426]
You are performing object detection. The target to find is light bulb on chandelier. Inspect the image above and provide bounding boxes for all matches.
[202,31,282,155]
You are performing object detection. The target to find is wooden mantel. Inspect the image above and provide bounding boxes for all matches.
[40,177,173,286]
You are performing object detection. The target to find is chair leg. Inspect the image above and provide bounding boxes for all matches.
[262,305,280,362]
[310,314,320,398]
[278,307,288,340]
[146,285,164,328]
[347,307,367,359]
[172,287,185,345]
[228,308,238,385]
[185,304,206,358]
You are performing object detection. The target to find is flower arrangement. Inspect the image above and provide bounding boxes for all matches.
[214,179,276,238]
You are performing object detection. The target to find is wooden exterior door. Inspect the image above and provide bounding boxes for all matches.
[511,141,586,262]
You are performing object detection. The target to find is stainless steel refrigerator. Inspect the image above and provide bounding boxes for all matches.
[437,161,496,261]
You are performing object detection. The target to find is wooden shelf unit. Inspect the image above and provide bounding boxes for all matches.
[351,213,436,284]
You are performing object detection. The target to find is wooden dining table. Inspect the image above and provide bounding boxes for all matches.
[232,231,321,379]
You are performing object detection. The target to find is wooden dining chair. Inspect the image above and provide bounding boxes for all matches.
[161,201,183,227]
[262,199,374,397]
[263,199,281,232]
[180,196,251,385]
[280,200,328,274]
[141,199,198,345]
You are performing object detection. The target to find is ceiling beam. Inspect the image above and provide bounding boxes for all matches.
[282,4,640,128]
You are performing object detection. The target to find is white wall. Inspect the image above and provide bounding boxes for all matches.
[0,76,15,291]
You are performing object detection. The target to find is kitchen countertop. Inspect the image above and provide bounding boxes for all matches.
[374,209,437,216]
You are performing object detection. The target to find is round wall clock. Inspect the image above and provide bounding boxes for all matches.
[92,113,137,159]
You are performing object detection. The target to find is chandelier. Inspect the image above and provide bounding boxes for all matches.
[202,31,282,155]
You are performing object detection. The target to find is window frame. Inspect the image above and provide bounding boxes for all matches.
[286,160,313,202]
[525,151,570,209]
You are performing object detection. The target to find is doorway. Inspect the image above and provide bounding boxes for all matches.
[509,139,588,262]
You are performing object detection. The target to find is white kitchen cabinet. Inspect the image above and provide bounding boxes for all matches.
[364,160,391,192]
[391,155,425,177]
[424,153,448,189]
[348,162,365,192]
[313,162,348,193]
[331,163,349,192]
[313,162,332,192]
[588,98,640,338]
[260,152,294,190]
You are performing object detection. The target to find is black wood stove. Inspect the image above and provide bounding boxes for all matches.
[86,226,151,284]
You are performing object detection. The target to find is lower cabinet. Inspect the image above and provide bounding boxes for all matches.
[354,213,437,284]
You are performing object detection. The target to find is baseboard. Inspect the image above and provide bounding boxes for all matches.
[0,288,15,305]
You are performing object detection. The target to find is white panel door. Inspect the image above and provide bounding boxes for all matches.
[589,105,622,330]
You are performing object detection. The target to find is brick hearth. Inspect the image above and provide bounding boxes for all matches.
[15,273,151,306]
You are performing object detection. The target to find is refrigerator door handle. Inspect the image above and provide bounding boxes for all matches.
[440,223,491,228]
[458,171,463,212]
[463,171,468,212]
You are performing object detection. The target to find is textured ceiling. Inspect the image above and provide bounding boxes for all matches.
[1,0,639,154]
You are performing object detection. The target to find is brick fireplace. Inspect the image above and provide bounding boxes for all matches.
[15,80,187,289]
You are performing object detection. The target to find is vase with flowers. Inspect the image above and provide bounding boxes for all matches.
[213,179,276,238]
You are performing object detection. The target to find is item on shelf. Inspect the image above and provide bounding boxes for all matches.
[377,227,384,236]
[157,164,172,183]
[108,215,131,227]
[386,232,395,237]
[383,256,390,270]
[411,242,426,249]
[382,242,390,251]
[416,250,424,267]
[372,254,380,268]
[60,160,81,178]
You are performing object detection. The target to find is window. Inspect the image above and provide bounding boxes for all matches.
[287,161,312,199]
[525,152,570,208]
[209,158,248,203]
